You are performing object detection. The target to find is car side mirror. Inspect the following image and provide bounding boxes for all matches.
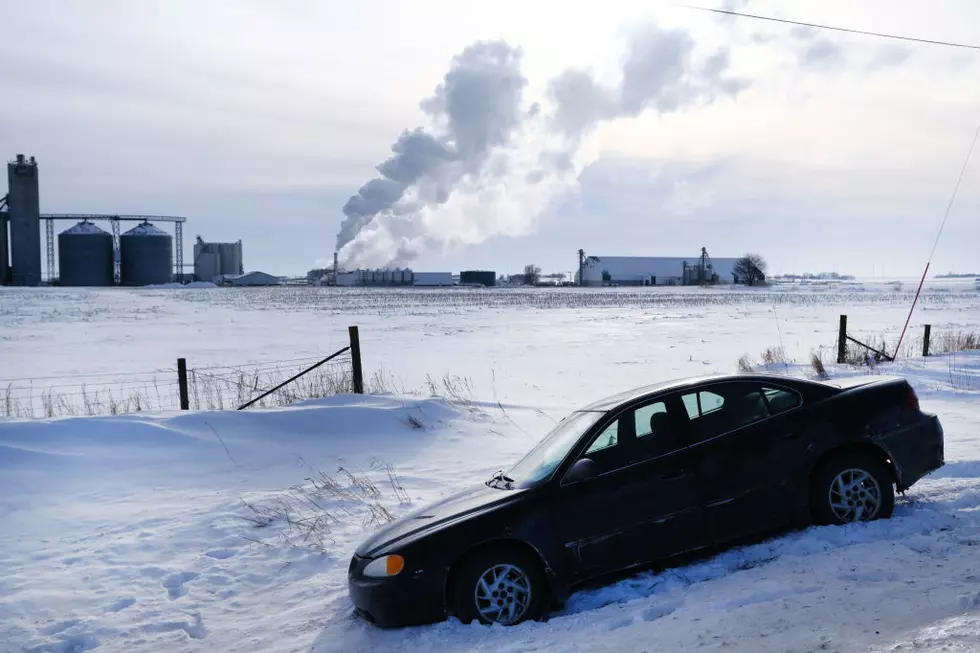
[564,458,598,485]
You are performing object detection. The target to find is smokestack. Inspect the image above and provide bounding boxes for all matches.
[15,154,24,165]
[334,252,339,275]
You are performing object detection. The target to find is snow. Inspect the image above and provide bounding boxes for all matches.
[1,282,979,652]
[142,281,218,289]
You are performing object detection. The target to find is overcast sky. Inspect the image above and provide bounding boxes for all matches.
[2,0,979,277]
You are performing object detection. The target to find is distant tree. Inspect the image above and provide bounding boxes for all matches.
[733,254,768,286]
[523,264,541,285]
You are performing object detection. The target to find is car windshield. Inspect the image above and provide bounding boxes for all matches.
[504,411,605,487]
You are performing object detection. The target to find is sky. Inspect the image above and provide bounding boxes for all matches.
[1,0,979,278]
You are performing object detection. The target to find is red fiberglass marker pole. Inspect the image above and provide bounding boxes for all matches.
[892,262,930,360]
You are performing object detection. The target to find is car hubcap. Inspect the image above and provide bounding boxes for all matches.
[474,563,532,625]
[829,468,881,522]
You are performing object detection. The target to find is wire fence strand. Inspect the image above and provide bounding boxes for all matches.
[2,351,355,420]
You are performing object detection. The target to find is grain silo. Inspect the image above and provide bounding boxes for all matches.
[120,221,173,286]
[217,241,243,276]
[58,220,114,286]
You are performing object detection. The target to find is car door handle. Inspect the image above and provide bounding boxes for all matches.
[781,432,799,440]
[660,469,687,481]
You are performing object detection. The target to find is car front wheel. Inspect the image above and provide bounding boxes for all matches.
[811,452,895,525]
[453,548,544,626]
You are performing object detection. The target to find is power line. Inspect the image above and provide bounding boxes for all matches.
[675,4,980,51]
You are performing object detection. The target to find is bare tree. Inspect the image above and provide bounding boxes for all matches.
[733,254,767,286]
[523,264,541,285]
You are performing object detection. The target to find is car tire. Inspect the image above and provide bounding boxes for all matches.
[453,547,545,626]
[811,452,894,525]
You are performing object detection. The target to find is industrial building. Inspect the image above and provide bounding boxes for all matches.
[0,153,196,287]
[459,270,496,287]
[577,248,741,286]
[193,236,243,282]
[332,268,453,287]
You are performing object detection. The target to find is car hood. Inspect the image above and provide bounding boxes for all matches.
[355,483,526,558]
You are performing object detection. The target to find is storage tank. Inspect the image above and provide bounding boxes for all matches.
[218,241,242,276]
[460,270,496,287]
[58,220,114,286]
[120,221,173,286]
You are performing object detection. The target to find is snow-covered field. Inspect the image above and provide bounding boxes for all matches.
[1,282,979,653]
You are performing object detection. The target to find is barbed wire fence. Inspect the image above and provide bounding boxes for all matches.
[2,327,362,419]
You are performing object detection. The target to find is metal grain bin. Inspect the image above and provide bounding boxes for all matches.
[120,221,173,286]
[217,241,242,276]
[58,220,114,286]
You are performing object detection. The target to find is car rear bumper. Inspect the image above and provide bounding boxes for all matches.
[881,413,944,491]
[347,554,447,628]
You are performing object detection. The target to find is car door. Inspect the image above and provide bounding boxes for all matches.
[552,395,705,579]
[680,382,802,543]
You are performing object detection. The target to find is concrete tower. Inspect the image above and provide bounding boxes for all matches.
[7,154,41,286]
[0,212,8,285]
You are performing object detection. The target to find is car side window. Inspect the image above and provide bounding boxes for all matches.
[681,384,771,442]
[634,400,685,459]
[586,420,619,454]
[681,391,725,420]
[762,387,802,415]
[634,402,668,439]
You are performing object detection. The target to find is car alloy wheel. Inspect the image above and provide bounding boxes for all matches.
[828,467,882,522]
[810,452,894,526]
[473,563,533,626]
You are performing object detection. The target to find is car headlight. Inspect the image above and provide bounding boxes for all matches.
[363,554,405,578]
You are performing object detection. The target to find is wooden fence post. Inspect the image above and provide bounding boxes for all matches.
[348,326,364,394]
[177,358,189,410]
[837,315,847,364]
[923,324,931,357]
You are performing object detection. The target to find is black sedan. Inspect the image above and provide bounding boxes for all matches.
[348,373,944,627]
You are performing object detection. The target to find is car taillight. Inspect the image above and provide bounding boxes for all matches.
[906,385,920,413]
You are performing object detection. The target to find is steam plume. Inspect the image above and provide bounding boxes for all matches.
[335,24,748,269]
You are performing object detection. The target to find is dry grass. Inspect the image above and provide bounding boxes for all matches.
[425,373,475,409]
[2,358,356,419]
[810,351,830,380]
[240,459,408,553]
[736,346,787,373]
[761,346,787,365]
[736,355,754,373]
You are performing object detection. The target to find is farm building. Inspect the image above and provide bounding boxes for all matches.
[220,271,281,286]
[578,253,742,287]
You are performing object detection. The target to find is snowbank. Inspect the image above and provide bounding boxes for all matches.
[1,342,979,650]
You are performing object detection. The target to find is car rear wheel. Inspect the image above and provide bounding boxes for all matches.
[811,452,894,525]
[453,548,544,626]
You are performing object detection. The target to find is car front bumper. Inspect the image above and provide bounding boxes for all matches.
[347,554,447,628]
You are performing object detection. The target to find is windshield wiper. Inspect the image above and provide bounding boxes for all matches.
[486,470,515,489]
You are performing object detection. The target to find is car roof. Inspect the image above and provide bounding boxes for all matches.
[578,373,826,411]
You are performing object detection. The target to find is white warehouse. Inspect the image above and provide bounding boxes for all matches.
[578,254,742,287]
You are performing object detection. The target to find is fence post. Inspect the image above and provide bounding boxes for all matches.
[923,324,931,357]
[837,315,847,364]
[177,358,189,410]
[348,326,364,394]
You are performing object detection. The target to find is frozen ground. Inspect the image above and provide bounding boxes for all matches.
[2,280,978,414]
[1,282,979,652]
